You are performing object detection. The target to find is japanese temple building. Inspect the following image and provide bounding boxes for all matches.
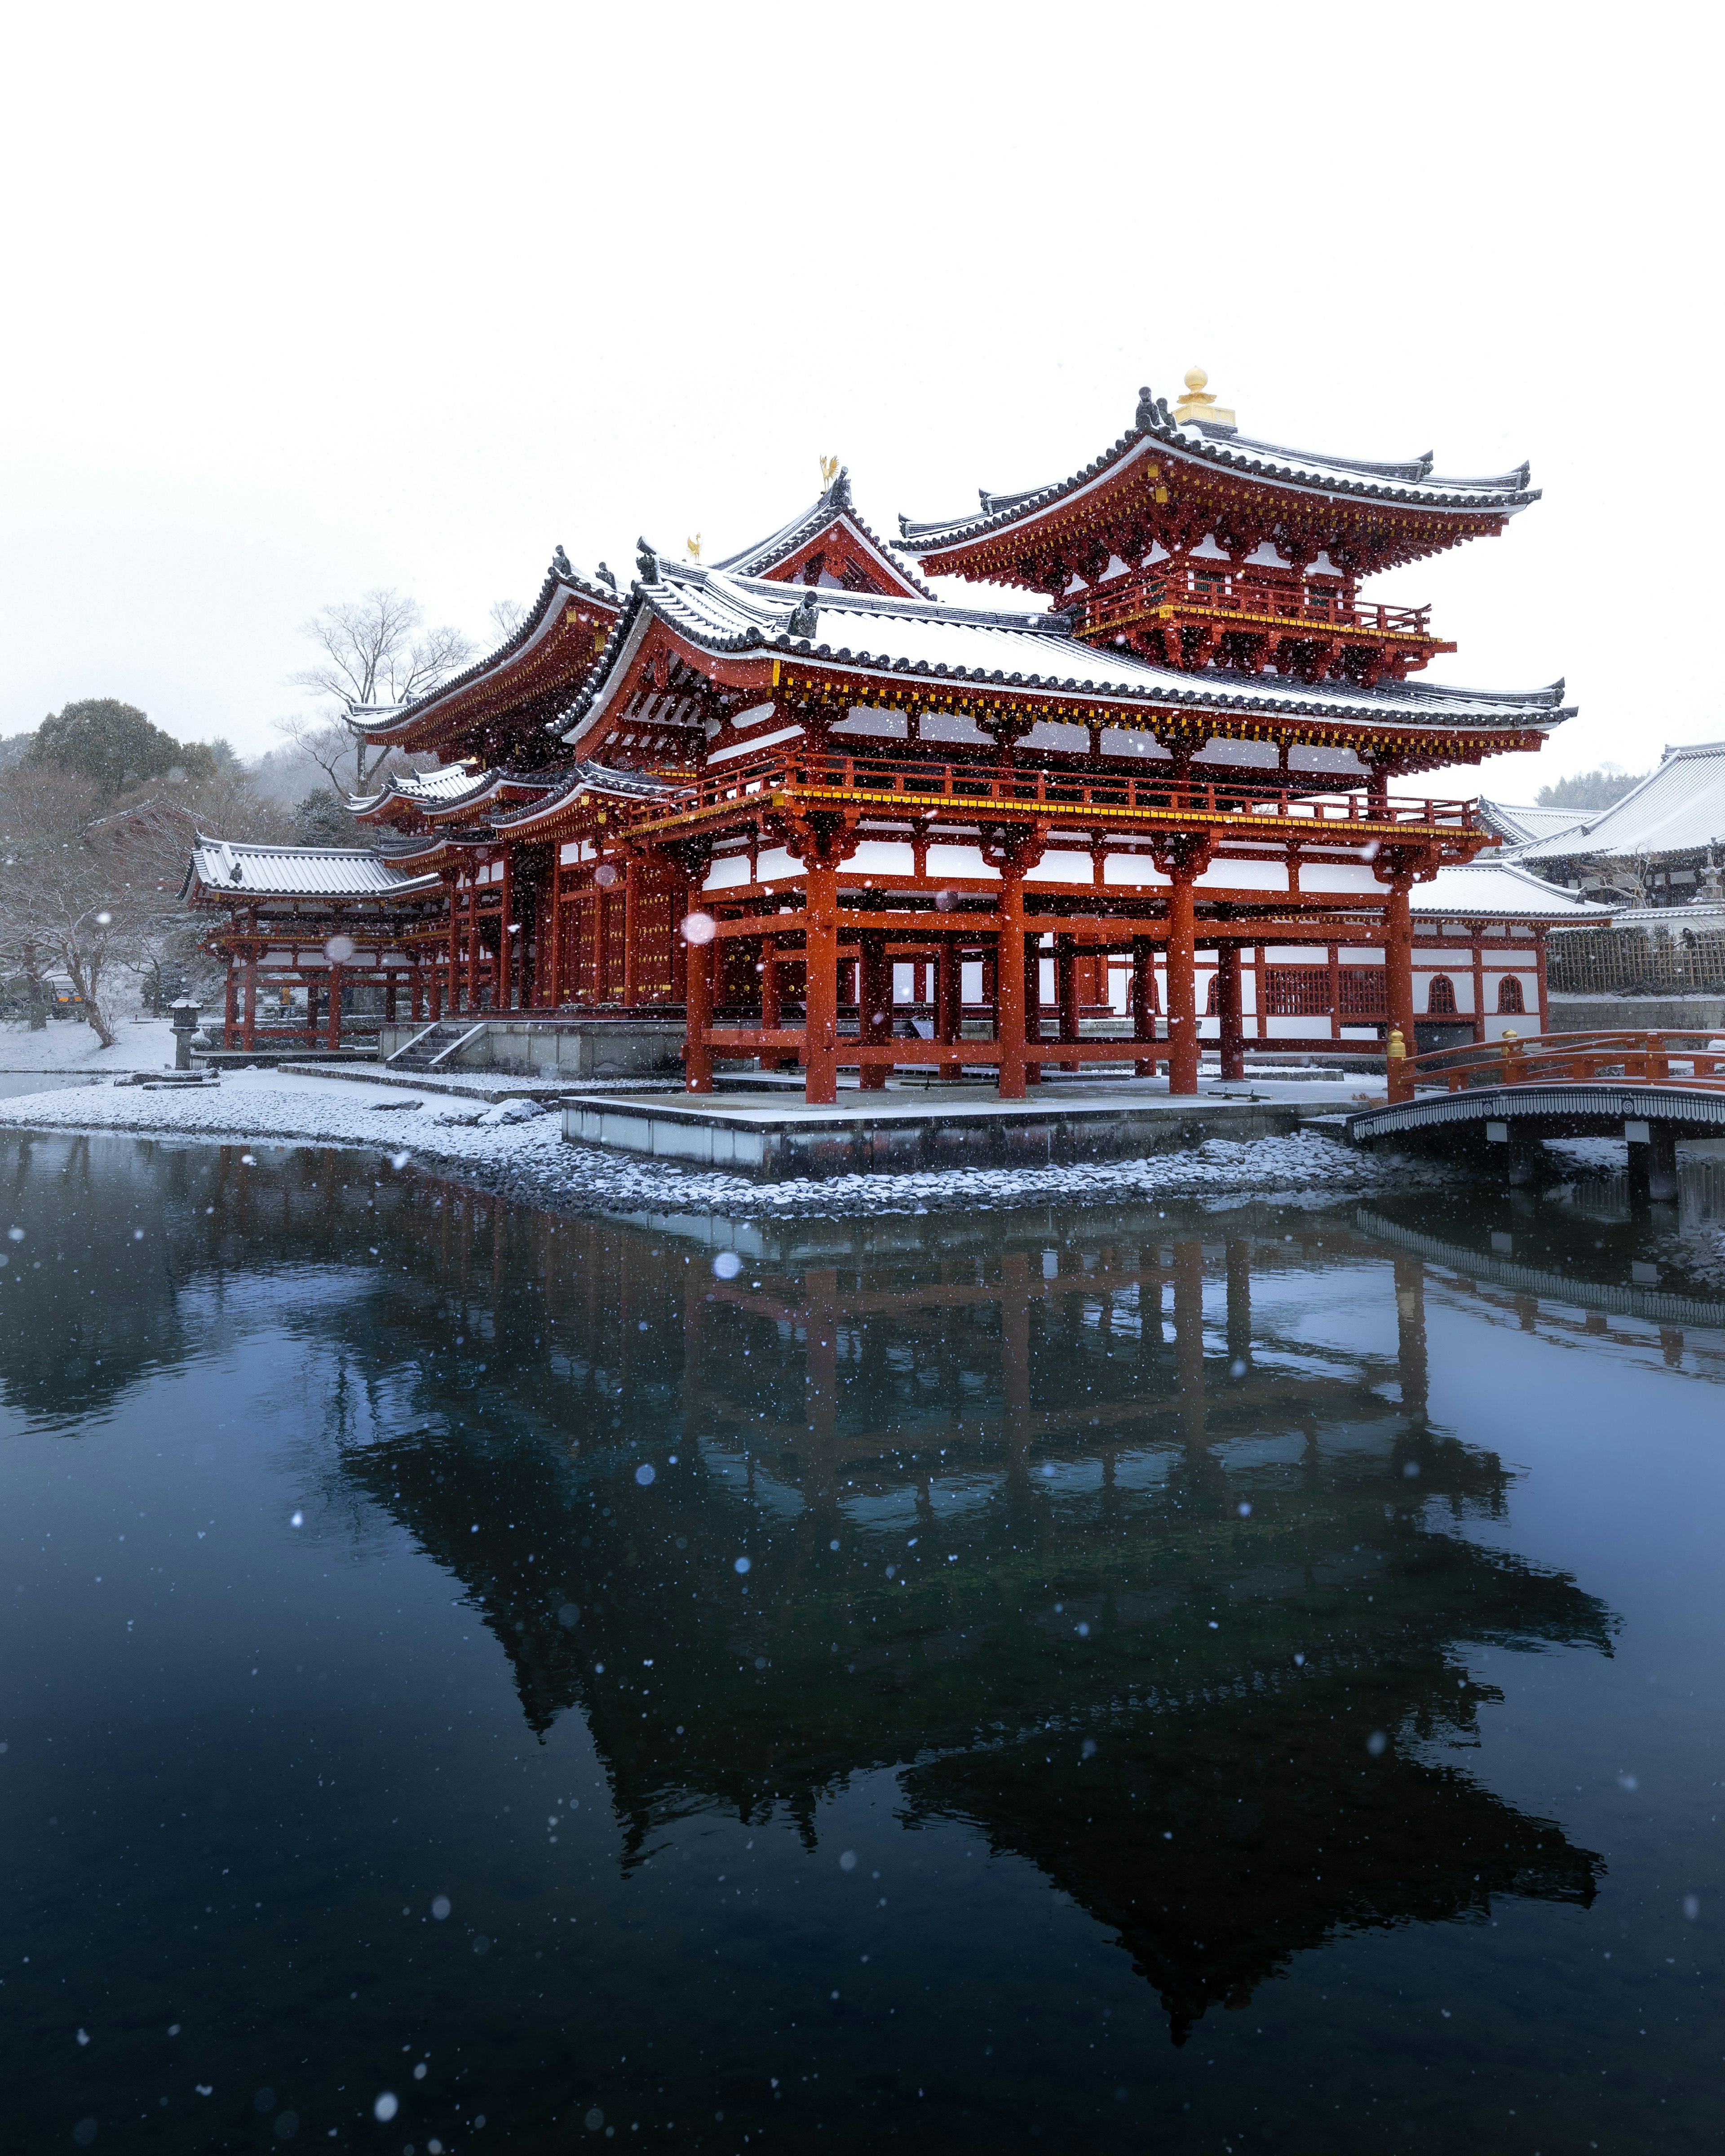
[184,373,1607,1091]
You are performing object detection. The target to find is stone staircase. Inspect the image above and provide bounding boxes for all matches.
[384,1020,489,1072]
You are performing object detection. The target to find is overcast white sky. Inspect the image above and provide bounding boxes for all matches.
[1,2,1717,799]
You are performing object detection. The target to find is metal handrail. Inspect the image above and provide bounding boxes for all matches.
[384,1020,441,1065]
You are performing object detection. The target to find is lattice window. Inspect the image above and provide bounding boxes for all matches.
[1264,968,1330,1016]
[1496,975,1526,1015]
[1427,973,1457,1014]
[1338,968,1388,1017]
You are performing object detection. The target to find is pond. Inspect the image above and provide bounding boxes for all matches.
[2,1130,1723,2154]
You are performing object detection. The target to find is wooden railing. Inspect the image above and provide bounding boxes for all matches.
[1393,1028,1725,1104]
[674,748,1478,832]
[1081,574,1434,639]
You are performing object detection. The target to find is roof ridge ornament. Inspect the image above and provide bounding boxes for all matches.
[1173,366,1235,429]
[1133,384,1172,433]
[595,561,618,594]
[552,543,574,580]
[635,538,660,586]
[686,533,702,560]
[786,591,819,639]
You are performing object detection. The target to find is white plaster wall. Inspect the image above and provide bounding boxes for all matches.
[753,847,805,881]
[927,844,998,880]
[703,854,753,891]
[1025,850,1097,884]
[1104,854,1169,888]
[1199,857,1290,892]
[848,840,915,877]
[1299,862,1383,893]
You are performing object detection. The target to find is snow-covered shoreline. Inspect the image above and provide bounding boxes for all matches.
[0,1066,1451,1220]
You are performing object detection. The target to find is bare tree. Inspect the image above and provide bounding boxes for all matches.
[281,589,476,795]
[0,764,289,1046]
[488,597,527,639]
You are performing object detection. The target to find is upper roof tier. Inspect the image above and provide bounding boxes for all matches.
[898,382,1539,590]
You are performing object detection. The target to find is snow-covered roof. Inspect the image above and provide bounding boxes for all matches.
[182,838,442,901]
[349,764,486,813]
[561,557,1572,748]
[493,758,682,835]
[1409,860,1615,921]
[711,468,933,599]
[353,548,622,746]
[898,385,1537,557]
[1477,800,1600,847]
[1511,742,1725,863]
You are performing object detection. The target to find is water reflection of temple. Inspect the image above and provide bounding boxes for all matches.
[0,1135,1623,2041]
[342,1192,1616,2041]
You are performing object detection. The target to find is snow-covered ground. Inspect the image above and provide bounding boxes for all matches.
[0,1016,178,1073]
[0,1064,1445,1219]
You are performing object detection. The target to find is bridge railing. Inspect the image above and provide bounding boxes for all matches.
[1392,1027,1725,1104]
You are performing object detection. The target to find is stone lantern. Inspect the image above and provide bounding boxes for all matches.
[168,996,203,1072]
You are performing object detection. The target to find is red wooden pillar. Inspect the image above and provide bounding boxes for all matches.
[1384,880,1415,1100]
[223,953,239,1049]
[804,856,840,1106]
[1165,872,1199,1095]
[936,937,962,1084]
[1055,934,1080,1073]
[1216,943,1245,1081]
[446,874,461,1016]
[1022,935,1042,1086]
[1534,925,1549,1037]
[1471,933,1486,1044]
[684,929,713,1093]
[466,879,481,1012]
[385,974,398,1027]
[500,849,515,1010]
[241,939,259,1052]
[1131,934,1157,1078]
[623,856,639,1010]
[1327,941,1341,1045]
[410,964,423,1024]
[995,869,1028,1100]
[326,963,343,1050]
[858,930,890,1092]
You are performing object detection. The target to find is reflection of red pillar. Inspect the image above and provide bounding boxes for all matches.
[1166,872,1199,1094]
[1225,1236,1251,1370]
[684,931,713,1093]
[996,872,1027,1100]
[805,1267,838,1453]
[1393,1254,1428,1420]
[804,854,840,1105]
[1132,934,1156,1078]
[858,931,889,1092]
[1216,943,1244,1080]
[1173,1237,1206,1446]
[1000,1249,1032,1462]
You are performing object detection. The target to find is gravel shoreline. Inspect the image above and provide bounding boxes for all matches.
[0,1070,1452,1221]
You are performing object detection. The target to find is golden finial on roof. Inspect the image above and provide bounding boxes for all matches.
[1173,366,1235,429]
[819,454,840,487]
[686,533,701,560]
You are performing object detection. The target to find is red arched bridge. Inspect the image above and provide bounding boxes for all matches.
[1349,1030,1725,1198]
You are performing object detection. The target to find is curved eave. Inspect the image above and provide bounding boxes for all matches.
[356,558,623,752]
[899,413,1538,574]
[560,573,1572,769]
